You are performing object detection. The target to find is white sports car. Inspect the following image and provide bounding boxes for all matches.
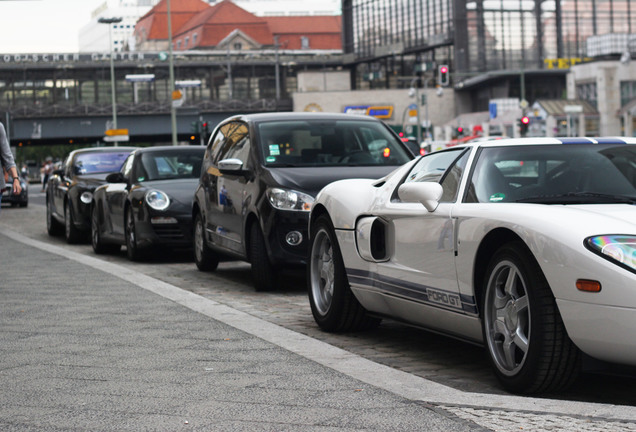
[307,137,636,394]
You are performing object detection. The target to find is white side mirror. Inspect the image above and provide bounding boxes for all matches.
[397,182,443,212]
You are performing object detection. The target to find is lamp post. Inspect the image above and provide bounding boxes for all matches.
[98,17,123,135]
[167,0,178,146]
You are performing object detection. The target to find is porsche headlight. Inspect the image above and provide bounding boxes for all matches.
[145,190,170,211]
[80,191,93,204]
[585,235,636,273]
[266,188,314,211]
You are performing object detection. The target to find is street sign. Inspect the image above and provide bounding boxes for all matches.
[103,135,129,142]
[125,74,155,82]
[105,128,129,136]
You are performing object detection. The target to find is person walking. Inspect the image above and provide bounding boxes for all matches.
[0,122,22,213]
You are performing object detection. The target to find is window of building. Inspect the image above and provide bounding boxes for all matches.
[620,81,636,107]
[193,33,198,45]
[185,37,190,47]
[234,42,243,50]
[301,36,310,49]
[577,82,598,110]
[177,40,181,50]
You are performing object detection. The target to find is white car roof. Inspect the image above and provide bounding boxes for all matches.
[457,137,636,149]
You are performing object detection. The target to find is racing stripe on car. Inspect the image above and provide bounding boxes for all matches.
[594,138,628,144]
[346,268,478,315]
[557,138,595,144]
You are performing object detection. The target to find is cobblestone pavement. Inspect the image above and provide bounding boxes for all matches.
[3,196,636,431]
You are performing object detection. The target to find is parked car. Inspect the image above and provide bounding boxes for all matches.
[307,137,636,394]
[193,112,414,291]
[91,145,205,261]
[2,175,28,207]
[46,147,137,243]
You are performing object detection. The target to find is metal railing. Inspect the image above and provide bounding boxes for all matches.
[3,98,293,119]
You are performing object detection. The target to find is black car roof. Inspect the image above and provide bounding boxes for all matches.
[132,145,205,154]
[224,112,385,124]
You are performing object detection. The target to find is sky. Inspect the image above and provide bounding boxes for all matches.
[0,0,104,53]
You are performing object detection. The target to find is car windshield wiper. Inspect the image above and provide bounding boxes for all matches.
[515,191,636,204]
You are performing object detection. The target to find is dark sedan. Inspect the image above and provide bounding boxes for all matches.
[192,112,414,291]
[91,145,205,261]
[47,147,136,243]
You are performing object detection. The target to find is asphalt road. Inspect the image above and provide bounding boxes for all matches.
[2,191,636,431]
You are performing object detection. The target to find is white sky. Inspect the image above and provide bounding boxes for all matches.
[0,0,104,53]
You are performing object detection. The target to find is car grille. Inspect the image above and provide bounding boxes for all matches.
[152,225,186,240]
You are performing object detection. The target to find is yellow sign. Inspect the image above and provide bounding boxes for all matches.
[105,128,129,136]
[172,90,182,100]
[544,57,592,69]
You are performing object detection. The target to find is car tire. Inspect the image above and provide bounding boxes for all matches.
[482,241,581,394]
[64,200,83,244]
[249,223,277,291]
[194,212,219,272]
[46,194,63,236]
[91,204,120,255]
[125,207,145,261]
[307,214,381,332]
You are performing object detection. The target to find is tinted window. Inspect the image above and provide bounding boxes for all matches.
[73,151,131,175]
[256,119,412,167]
[466,144,636,203]
[137,150,204,182]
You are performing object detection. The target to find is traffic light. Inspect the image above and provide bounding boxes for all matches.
[438,64,449,86]
[520,116,530,136]
[456,126,464,136]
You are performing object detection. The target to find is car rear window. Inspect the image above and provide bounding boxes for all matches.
[73,151,131,174]
[257,119,412,167]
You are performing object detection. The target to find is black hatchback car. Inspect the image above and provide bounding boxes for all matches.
[192,112,414,291]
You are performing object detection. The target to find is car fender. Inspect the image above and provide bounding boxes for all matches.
[314,178,380,230]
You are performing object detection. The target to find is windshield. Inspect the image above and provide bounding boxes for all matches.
[137,150,203,181]
[466,144,636,204]
[257,119,412,167]
[73,151,131,174]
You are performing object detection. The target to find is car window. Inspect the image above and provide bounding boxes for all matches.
[211,122,248,164]
[465,144,636,203]
[137,150,204,182]
[256,119,412,167]
[393,147,467,202]
[120,154,135,182]
[73,151,131,175]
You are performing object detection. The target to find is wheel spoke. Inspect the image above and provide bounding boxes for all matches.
[504,266,518,298]
[512,330,529,354]
[515,294,529,313]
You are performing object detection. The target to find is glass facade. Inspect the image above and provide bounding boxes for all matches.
[344,0,636,88]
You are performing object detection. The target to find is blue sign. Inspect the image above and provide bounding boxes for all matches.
[489,102,497,119]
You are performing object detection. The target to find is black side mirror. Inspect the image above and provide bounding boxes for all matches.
[105,172,125,183]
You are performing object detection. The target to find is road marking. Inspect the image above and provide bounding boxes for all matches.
[2,225,635,422]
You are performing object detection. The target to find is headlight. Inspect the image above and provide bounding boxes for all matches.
[145,190,170,211]
[266,187,314,211]
[585,235,636,273]
[80,191,93,204]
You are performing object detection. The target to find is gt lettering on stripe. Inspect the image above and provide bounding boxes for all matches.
[426,288,462,310]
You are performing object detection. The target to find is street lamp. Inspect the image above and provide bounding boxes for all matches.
[98,17,123,134]
[167,0,178,146]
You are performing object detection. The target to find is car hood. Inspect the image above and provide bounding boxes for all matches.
[569,204,636,226]
[265,166,398,197]
[75,172,112,188]
[140,179,198,206]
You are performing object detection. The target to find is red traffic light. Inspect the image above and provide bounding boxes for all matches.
[521,116,530,125]
[457,126,463,133]
[440,66,448,73]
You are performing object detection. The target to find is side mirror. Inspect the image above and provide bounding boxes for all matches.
[105,172,125,183]
[397,182,443,212]
[218,158,249,176]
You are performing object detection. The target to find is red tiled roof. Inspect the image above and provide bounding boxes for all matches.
[136,0,210,40]
[137,0,342,50]
[265,16,341,35]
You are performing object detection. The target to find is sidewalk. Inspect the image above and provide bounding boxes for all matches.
[0,231,480,431]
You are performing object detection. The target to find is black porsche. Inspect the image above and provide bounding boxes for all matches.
[90,145,205,261]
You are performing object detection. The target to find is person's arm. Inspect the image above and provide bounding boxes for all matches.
[0,124,21,194]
